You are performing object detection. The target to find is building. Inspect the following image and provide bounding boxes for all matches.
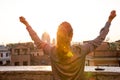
[7,41,51,66]
[86,42,120,67]
[9,43,31,66]
[30,32,51,65]
[31,53,51,65]
[0,45,11,66]
[30,48,51,65]
[42,32,50,44]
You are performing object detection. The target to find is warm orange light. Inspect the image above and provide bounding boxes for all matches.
[66,51,73,58]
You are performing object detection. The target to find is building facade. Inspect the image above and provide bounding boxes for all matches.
[30,48,51,65]
[9,43,31,66]
[86,42,120,67]
[0,45,11,65]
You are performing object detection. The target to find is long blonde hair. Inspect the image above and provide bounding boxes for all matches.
[56,21,73,59]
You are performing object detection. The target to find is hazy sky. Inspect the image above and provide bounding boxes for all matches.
[0,0,120,45]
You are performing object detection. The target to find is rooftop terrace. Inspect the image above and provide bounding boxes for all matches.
[0,66,120,80]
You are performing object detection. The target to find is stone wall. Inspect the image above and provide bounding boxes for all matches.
[0,71,52,80]
[93,72,120,80]
[0,66,120,80]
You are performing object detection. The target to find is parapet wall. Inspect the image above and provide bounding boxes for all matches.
[0,66,120,80]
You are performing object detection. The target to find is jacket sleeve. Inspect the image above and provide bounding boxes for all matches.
[81,22,111,55]
[26,26,47,49]
[26,26,52,55]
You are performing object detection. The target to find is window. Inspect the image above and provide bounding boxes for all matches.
[22,49,27,55]
[23,61,28,66]
[0,61,3,65]
[6,60,10,65]
[14,62,19,66]
[14,49,20,55]
[6,53,9,57]
[0,53,3,57]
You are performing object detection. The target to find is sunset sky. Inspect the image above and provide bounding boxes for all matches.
[0,0,120,45]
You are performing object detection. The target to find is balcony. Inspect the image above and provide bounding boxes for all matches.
[0,66,120,80]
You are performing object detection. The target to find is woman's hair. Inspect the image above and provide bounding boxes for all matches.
[57,21,73,46]
[57,21,73,36]
[56,21,73,59]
